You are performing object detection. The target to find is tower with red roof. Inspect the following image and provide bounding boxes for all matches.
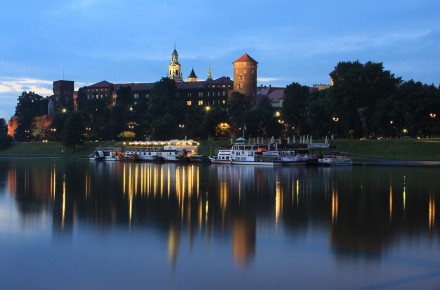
[233,53,258,105]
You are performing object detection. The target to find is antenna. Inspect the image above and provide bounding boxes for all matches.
[63,67,64,80]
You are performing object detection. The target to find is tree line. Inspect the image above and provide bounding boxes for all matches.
[9,61,440,150]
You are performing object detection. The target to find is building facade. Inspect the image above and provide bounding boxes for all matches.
[233,53,258,105]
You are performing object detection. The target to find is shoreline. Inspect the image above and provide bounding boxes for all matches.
[1,155,440,167]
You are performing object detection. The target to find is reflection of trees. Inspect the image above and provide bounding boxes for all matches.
[3,160,440,266]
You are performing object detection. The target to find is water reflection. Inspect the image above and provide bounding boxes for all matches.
[0,159,439,270]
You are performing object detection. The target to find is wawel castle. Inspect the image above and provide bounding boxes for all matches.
[8,47,329,135]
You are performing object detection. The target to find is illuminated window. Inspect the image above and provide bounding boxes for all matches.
[198,100,203,105]
[222,99,226,104]
[187,101,192,106]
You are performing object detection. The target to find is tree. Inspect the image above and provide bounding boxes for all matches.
[0,118,13,150]
[116,86,133,106]
[227,92,249,136]
[63,111,85,152]
[329,61,401,138]
[281,82,310,135]
[149,78,184,122]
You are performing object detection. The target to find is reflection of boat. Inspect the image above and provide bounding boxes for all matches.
[190,155,211,163]
[318,155,352,166]
[210,150,232,164]
[93,147,122,161]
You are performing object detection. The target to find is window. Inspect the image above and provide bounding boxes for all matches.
[217,92,220,96]
[222,100,226,104]
[146,94,150,98]
[134,94,139,99]
[198,92,203,97]
[187,92,191,97]
[187,101,192,106]
[222,91,226,96]
[207,92,210,97]
[134,101,138,105]
[113,93,117,99]
[198,100,203,106]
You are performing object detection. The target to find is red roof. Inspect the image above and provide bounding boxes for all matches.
[233,53,258,64]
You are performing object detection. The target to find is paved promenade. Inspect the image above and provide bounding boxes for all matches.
[353,158,440,167]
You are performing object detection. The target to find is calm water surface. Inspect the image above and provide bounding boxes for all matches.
[0,158,439,289]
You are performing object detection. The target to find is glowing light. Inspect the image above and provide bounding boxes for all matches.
[429,194,435,230]
[332,189,338,224]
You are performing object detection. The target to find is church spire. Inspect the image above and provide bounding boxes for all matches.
[168,45,183,82]
[206,63,213,81]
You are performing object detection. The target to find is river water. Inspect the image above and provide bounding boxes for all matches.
[0,158,439,289]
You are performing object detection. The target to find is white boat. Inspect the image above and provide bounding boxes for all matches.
[231,144,282,166]
[93,147,122,161]
[209,150,232,164]
[318,156,352,166]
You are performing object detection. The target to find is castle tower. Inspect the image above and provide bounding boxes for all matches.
[167,45,183,82]
[206,64,213,81]
[187,68,198,82]
[233,53,258,104]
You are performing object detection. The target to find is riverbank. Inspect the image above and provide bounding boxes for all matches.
[0,138,439,161]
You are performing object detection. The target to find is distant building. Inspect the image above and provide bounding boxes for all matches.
[233,53,258,105]
[167,45,183,82]
[187,68,198,82]
[256,85,285,107]
[48,80,75,114]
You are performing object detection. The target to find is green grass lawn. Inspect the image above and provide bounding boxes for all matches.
[332,139,440,161]
[0,141,120,158]
[0,138,439,161]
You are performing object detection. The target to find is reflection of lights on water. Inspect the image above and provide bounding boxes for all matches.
[275,177,282,227]
[332,188,338,224]
[389,183,393,221]
[403,176,406,211]
[429,194,435,231]
[62,179,66,230]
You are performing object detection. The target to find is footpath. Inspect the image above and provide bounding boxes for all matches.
[353,158,440,167]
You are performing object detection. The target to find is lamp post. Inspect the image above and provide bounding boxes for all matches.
[429,113,436,138]
[332,117,339,139]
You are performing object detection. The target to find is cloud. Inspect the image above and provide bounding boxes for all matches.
[0,77,53,95]
[258,77,281,82]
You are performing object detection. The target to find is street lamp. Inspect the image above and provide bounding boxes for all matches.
[429,113,436,138]
[332,117,339,139]
[178,124,185,128]
[205,106,211,112]
[275,111,280,117]
[62,108,67,113]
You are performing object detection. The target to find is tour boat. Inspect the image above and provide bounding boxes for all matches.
[209,150,232,164]
[231,144,282,166]
[93,147,122,161]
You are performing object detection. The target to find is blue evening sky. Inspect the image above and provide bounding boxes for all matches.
[1,0,439,119]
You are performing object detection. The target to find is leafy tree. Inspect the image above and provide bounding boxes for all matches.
[0,118,13,149]
[281,82,310,135]
[149,78,184,123]
[227,92,249,136]
[329,61,401,138]
[63,111,85,152]
[116,86,133,106]
[15,91,45,117]
[151,113,177,140]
